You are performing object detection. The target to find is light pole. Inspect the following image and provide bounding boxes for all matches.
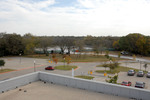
[140,61,141,70]
[34,60,36,72]
[126,61,128,67]
[64,58,65,67]
[19,53,22,63]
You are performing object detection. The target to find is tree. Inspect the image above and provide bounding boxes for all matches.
[23,33,38,55]
[102,63,109,72]
[113,40,120,50]
[118,52,121,59]
[0,34,5,56]
[143,63,148,71]
[84,35,95,46]
[119,33,149,55]
[65,37,75,54]
[0,60,5,70]
[2,33,24,55]
[38,37,52,55]
[106,74,118,84]
[75,39,84,58]
[65,55,72,66]
[93,38,103,55]
[105,50,110,59]
[53,36,67,55]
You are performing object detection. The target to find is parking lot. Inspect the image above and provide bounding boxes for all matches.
[118,72,150,89]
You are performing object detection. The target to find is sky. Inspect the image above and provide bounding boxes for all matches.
[0,0,150,36]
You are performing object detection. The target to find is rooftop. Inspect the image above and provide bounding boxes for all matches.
[0,81,129,100]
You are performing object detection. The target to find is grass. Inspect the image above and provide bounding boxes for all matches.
[54,65,78,70]
[25,53,126,62]
[75,75,94,80]
[95,66,147,74]
[0,69,15,73]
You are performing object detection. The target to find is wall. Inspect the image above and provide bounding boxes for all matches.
[39,72,150,100]
[0,71,150,100]
[0,72,39,93]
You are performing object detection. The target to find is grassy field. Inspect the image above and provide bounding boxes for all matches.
[0,69,15,73]
[95,66,147,74]
[54,65,78,70]
[75,75,94,80]
[25,53,126,62]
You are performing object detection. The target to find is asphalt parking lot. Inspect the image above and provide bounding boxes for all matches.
[118,72,150,89]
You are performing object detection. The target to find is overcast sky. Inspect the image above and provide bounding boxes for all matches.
[0,0,150,36]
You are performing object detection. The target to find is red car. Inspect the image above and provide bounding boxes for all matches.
[121,81,132,86]
[45,66,54,70]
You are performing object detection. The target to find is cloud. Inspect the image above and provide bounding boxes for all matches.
[0,0,150,36]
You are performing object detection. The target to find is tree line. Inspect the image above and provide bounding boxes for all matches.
[0,32,150,56]
[113,33,150,55]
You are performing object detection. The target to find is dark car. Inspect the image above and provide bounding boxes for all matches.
[146,71,150,78]
[127,70,136,76]
[45,66,54,70]
[137,71,144,77]
[121,81,132,86]
[135,82,145,88]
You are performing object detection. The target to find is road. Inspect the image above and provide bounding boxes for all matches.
[0,57,105,81]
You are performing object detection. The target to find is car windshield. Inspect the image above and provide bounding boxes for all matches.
[138,71,143,73]
[122,81,128,84]
[129,70,133,72]
[136,82,143,85]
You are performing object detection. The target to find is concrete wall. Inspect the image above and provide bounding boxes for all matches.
[39,72,150,100]
[0,71,150,100]
[0,72,39,93]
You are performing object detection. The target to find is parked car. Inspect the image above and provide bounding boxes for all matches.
[135,82,145,88]
[45,66,54,70]
[121,51,129,55]
[137,71,144,77]
[121,81,132,86]
[146,71,150,78]
[127,70,136,76]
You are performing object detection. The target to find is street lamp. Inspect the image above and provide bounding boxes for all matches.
[64,58,66,67]
[138,60,142,70]
[34,60,36,72]
[19,53,22,63]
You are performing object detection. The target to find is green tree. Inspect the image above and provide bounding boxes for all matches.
[106,74,118,84]
[93,38,103,55]
[113,40,120,50]
[23,33,38,55]
[119,33,149,55]
[0,60,5,70]
[2,33,24,55]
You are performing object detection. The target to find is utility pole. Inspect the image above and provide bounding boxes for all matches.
[19,53,22,63]
[34,60,36,72]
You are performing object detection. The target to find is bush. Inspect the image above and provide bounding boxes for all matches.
[0,60,5,70]
[106,75,118,84]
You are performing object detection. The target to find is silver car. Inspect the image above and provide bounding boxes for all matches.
[127,70,135,76]
[137,71,144,77]
[146,71,150,78]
